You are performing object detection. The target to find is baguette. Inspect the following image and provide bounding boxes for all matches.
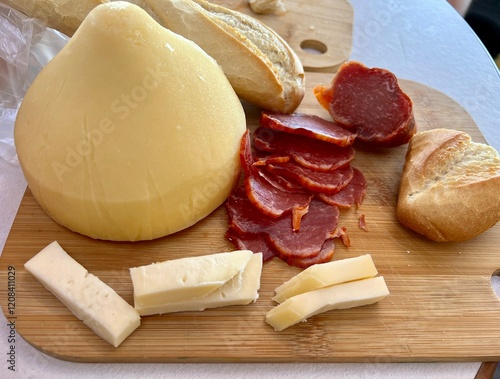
[142,0,304,113]
[0,0,106,37]
[396,128,500,242]
[3,0,305,113]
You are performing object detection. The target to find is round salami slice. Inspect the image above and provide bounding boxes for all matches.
[254,127,355,172]
[314,61,416,147]
[265,160,354,195]
[316,167,367,209]
[245,172,313,220]
[226,187,339,260]
[260,112,356,147]
[225,228,275,262]
[239,130,313,220]
[276,239,335,268]
[255,169,304,193]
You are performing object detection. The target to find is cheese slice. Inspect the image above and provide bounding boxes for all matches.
[24,241,140,347]
[266,276,389,332]
[273,254,378,303]
[136,253,263,315]
[130,250,253,307]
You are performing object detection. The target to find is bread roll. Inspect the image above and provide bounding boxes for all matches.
[14,2,246,241]
[396,128,500,242]
[144,0,304,113]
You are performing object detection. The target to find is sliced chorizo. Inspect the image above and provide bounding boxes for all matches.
[314,61,416,147]
[254,126,355,172]
[260,112,357,147]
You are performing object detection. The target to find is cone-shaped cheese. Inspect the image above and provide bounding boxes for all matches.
[14,2,246,241]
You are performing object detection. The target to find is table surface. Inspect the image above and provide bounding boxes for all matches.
[1,0,499,378]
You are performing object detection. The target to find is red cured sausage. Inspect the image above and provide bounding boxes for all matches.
[254,169,304,193]
[225,228,335,268]
[239,130,313,221]
[314,61,416,147]
[260,112,357,147]
[253,154,290,166]
[226,186,339,260]
[245,171,313,225]
[225,228,275,262]
[265,160,354,195]
[276,239,335,268]
[253,127,355,172]
[317,167,367,209]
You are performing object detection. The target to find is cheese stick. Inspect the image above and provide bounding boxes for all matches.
[273,254,378,303]
[266,276,389,332]
[24,241,140,347]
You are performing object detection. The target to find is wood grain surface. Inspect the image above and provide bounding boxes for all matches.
[1,73,500,363]
[213,0,353,71]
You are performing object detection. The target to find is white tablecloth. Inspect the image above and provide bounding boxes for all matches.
[1,0,499,377]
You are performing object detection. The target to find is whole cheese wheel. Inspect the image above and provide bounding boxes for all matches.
[14,2,246,241]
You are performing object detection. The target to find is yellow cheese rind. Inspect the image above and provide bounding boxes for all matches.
[24,241,140,347]
[136,253,263,315]
[130,250,254,307]
[273,254,378,303]
[14,2,246,241]
[266,276,389,332]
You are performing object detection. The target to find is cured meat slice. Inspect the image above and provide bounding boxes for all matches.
[225,228,334,268]
[316,167,367,208]
[253,154,291,166]
[226,186,267,235]
[260,112,356,147]
[265,160,354,195]
[239,131,313,221]
[276,239,335,268]
[225,228,275,262]
[256,169,304,192]
[267,197,339,259]
[314,61,416,147]
[226,187,339,260]
[239,129,255,174]
[245,173,313,224]
[254,127,355,172]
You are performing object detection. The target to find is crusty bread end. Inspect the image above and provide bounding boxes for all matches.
[2,0,305,113]
[143,0,305,113]
[396,128,500,242]
[0,0,106,36]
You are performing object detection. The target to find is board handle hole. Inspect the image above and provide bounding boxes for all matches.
[492,269,500,300]
[300,39,327,55]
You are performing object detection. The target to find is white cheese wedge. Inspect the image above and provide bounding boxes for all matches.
[24,241,140,347]
[130,250,253,308]
[273,254,378,303]
[136,253,263,315]
[266,276,389,332]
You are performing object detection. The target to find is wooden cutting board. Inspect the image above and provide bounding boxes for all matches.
[1,72,500,363]
[212,0,353,71]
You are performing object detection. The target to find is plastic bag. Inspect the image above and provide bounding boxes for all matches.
[0,3,68,165]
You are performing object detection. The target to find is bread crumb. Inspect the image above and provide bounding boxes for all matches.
[249,0,286,15]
